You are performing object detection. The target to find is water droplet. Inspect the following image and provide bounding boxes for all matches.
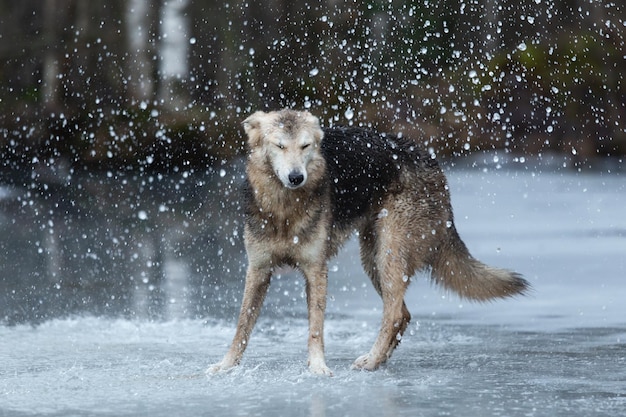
[293,236,299,244]
[138,211,148,220]
[344,108,354,120]
[309,68,319,77]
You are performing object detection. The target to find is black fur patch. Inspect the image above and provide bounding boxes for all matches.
[321,127,435,224]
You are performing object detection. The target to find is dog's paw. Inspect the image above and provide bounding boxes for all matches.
[308,358,334,376]
[351,353,380,371]
[206,360,235,375]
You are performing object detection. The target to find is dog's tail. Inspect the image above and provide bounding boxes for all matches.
[431,224,529,301]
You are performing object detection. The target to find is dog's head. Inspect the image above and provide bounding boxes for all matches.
[243,109,324,189]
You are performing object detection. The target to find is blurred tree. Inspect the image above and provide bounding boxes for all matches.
[125,0,159,104]
[157,0,190,109]
[41,0,62,112]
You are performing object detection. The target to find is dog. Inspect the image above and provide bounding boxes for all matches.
[209,109,529,375]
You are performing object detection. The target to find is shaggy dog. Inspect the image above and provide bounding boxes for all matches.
[209,109,528,375]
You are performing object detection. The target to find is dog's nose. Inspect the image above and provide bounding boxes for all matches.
[288,171,305,186]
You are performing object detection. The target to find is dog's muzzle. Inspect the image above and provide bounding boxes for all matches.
[288,171,305,188]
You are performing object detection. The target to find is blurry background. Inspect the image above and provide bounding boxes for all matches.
[0,1,625,325]
[1,0,624,171]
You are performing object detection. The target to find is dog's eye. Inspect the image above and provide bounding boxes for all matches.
[275,143,285,150]
[301,144,311,150]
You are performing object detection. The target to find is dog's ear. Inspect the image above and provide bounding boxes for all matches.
[242,111,265,147]
[243,111,264,135]
[301,111,319,126]
[302,111,324,143]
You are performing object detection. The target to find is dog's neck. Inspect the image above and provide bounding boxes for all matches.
[248,171,323,213]
[245,165,329,238]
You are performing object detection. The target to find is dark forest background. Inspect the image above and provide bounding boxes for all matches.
[1,0,624,171]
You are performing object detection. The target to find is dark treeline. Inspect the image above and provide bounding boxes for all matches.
[0,0,624,171]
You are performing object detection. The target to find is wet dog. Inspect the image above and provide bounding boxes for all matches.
[209,109,528,375]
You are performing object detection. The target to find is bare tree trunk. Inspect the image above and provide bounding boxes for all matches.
[481,0,501,60]
[41,0,63,112]
[158,0,190,110]
[125,0,157,104]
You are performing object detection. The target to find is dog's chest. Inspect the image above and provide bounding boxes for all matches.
[245,210,328,267]
[251,203,324,241]
[245,195,329,263]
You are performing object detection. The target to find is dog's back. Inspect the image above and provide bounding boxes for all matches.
[320,125,528,302]
[321,126,436,224]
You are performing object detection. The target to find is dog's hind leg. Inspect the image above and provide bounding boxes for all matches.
[302,263,333,376]
[208,266,271,373]
[354,220,412,371]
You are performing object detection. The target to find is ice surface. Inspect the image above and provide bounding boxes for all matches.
[1,163,625,416]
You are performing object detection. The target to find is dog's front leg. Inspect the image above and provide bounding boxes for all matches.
[303,263,333,376]
[208,266,271,373]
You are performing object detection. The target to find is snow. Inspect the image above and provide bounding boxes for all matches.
[1,163,625,416]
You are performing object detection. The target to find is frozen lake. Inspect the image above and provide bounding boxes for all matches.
[1,157,625,416]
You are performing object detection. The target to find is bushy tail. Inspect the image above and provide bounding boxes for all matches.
[431,225,529,301]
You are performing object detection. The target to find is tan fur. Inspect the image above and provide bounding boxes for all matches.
[209,109,529,375]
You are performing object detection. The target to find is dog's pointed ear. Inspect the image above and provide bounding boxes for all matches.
[302,111,324,143]
[243,111,265,135]
[242,111,266,147]
[301,111,319,126]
